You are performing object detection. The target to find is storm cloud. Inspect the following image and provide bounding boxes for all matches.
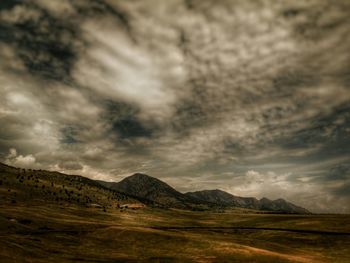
[0,0,349,213]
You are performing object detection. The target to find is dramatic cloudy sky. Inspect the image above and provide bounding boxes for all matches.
[1,0,349,213]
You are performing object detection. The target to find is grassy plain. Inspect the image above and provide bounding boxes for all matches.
[0,204,349,263]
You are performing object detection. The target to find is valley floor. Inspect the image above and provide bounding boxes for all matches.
[0,204,350,263]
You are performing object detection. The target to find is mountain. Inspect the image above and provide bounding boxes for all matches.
[97,173,202,209]
[98,174,310,213]
[1,162,310,214]
[184,189,260,209]
[185,190,310,214]
[258,197,310,214]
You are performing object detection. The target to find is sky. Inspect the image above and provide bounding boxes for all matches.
[0,0,349,213]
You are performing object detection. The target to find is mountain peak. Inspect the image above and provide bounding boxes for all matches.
[131,172,151,177]
[129,173,155,180]
[106,173,194,208]
[122,173,168,187]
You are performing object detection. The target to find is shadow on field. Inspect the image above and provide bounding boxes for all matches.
[149,226,350,236]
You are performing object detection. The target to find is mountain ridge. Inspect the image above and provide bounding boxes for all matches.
[0,162,310,213]
[185,189,310,214]
[99,173,311,214]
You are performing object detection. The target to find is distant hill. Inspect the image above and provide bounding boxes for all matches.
[185,189,310,214]
[184,189,260,209]
[99,174,310,214]
[258,197,310,214]
[0,162,139,208]
[97,173,203,209]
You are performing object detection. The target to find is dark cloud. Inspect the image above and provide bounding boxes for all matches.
[327,164,350,181]
[104,100,155,140]
[0,2,80,80]
[0,0,133,81]
[112,118,153,139]
[0,0,349,213]
[60,126,81,144]
[0,0,22,11]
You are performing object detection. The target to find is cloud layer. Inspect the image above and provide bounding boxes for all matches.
[0,0,349,213]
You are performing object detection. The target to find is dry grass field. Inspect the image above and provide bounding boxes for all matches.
[1,204,349,263]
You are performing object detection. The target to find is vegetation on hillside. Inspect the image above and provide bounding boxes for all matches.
[0,162,139,209]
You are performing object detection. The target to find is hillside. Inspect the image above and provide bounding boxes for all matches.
[97,173,204,209]
[185,190,310,214]
[259,197,310,214]
[185,189,260,208]
[0,162,140,209]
